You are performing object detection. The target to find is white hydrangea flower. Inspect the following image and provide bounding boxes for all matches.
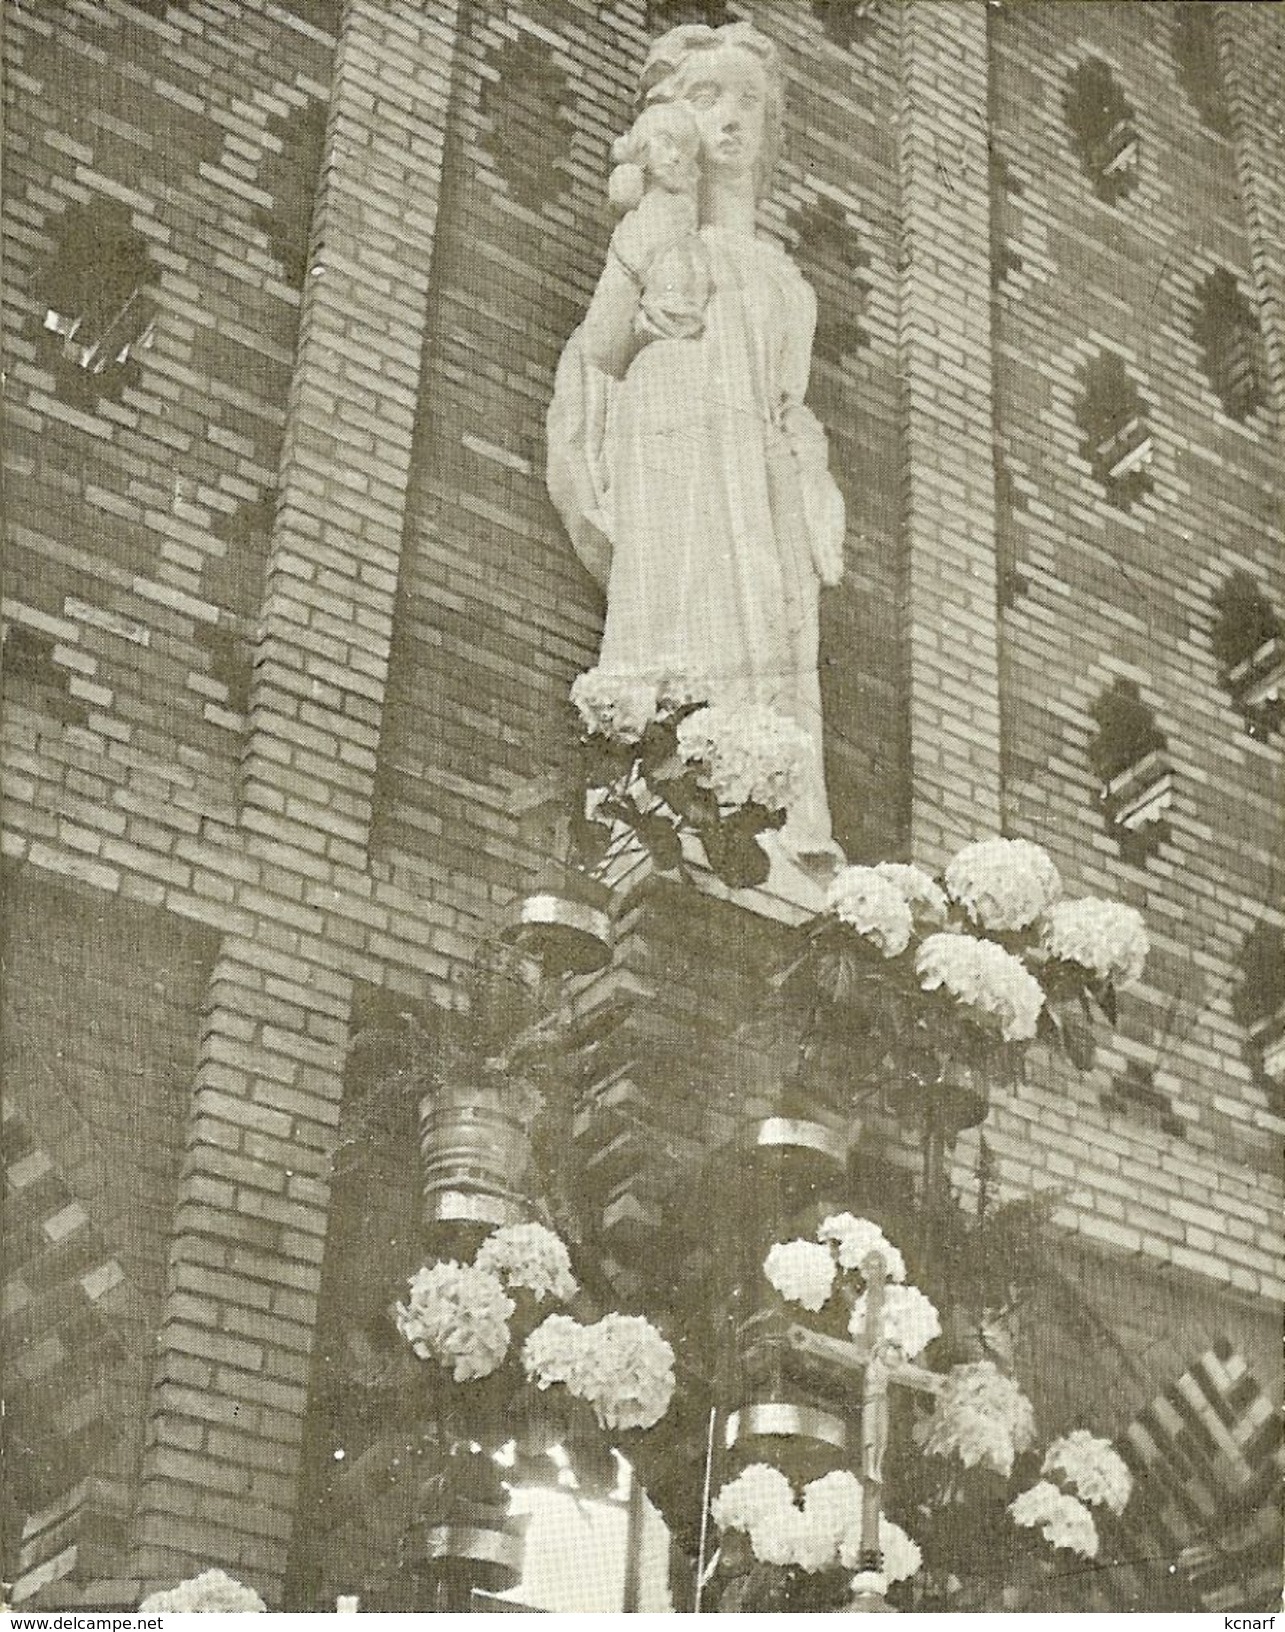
[917,932,1045,1042]
[916,1360,1037,1478]
[1009,1480,1100,1558]
[576,1312,676,1431]
[474,1222,578,1303]
[524,1312,675,1431]
[140,1570,266,1613]
[675,702,810,813]
[521,1311,584,1389]
[395,1261,513,1382]
[945,838,1062,931]
[817,1214,907,1282]
[873,1517,923,1585]
[874,862,948,925]
[570,668,658,743]
[1042,1430,1133,1515]
[755,1506,832,1571]
[1041,898,1149,987]
[764,1239,838,1312]
[802,1468,863,1556]
[848,1283,941,1360]
[711,1463,796,1534]
[740,1483,839,1574]
[825,867,915,956]
[819,1482,921,1583]
[716,1467,922,1583]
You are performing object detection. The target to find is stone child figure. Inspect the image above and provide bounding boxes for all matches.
[548,21,846,865]
[607,101,712,343]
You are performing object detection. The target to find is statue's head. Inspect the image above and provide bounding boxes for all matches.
[610,101,703,210]
[638,21,784,199]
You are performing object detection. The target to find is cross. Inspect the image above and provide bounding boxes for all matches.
[784,1252,942,1606]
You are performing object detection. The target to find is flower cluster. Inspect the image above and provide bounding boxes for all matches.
[523,1311,675,1431]
[766,1218,922,1343]
[474,1222,578,1303]
[917,933,1045,1042]
[570,668,658,743]
[915,1360,1037,1478]
[139,1570,266,1614]
[1042,1430,1132,1515]
[520,1311,583,1388]
[395,1261,514,1382]
[763,1239,837,1312]
[711,1461,794,1534]
[825,867,914,957]
[848,1283,941,1360]
[676,702,809,813]
[712,1465,921,1582]
[806,837,1148,1090]
[1042,899,1149,988]
[817,1214,907,1282]
[874,862,948,925]
[1009,1480,1099,1558]
[945,838,1062,932]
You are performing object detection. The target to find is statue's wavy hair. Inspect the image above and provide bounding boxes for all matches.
[638,21,785,199]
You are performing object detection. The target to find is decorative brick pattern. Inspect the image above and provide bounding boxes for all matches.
[1217,7,1285,417]
[989,0,1283,1304]
[3,0,1280,1610]
[1,869,215,1599]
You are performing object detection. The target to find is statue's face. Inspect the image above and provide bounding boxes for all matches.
[676,46,768,183]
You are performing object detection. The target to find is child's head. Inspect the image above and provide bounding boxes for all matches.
[608,102,701,212]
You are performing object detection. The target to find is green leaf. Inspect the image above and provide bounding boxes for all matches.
[580,734,635,789]
[702,820,771,889]
[634,811,684,873]
[568,812,613,871]
[745,799,788,833]
[1050,1002,1097,1071]
[637,717,678,769]
[644,751,687,789]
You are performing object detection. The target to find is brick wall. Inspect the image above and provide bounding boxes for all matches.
[3,0,338,822]
[2,0,470,1605]
[2,0,1280,1609]
[1,867,215,1595]
[985,0,1284,1305]
[896,1,1001,863]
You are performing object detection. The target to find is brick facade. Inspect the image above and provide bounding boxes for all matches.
[986,0,1283,1305]
[3,0,1280,1610]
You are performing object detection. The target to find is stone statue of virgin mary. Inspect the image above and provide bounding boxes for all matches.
[548,21,846,867]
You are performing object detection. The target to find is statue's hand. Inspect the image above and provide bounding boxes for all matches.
[780,403,846,586]
[612,187,696,281]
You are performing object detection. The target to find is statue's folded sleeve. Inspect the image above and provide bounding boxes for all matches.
[546,327,615,590]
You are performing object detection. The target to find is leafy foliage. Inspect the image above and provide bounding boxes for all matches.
[570,697,787,891]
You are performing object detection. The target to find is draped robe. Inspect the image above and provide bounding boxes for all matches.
[548,224,845,862]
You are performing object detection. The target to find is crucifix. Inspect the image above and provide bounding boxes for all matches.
[784,1251,942,1611]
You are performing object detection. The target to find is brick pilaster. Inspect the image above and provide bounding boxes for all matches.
[131,1,462,1602]
[131,943,350,1592]
[242,0,461,859]
[896,0,1001,867]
